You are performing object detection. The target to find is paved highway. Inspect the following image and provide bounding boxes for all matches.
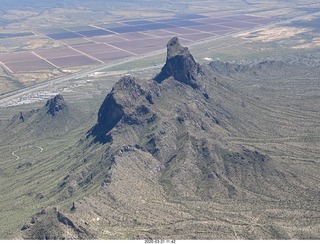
[0,49,167,107]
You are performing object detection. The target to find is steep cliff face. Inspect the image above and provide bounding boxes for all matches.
[88,90,124,143]
[87,75,156,143]
[154,36,202,88]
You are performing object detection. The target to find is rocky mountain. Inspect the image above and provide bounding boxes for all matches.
[2,94,82,143]
[45,94,68,117]
[21,37,320,239]
[83,37,318,201]
[154,36,202,88]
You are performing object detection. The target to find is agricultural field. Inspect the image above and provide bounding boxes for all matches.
[0,0,307,96]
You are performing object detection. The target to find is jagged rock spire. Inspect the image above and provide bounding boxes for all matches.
[154,36,201,88]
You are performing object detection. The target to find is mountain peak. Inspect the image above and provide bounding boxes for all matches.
[154,36,201,88]
[45,94,68,116]
[167,36,189,59]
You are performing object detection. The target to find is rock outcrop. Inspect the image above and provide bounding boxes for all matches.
[88,75,156,143]
[4,94,83,142]
[154,36,202,88]
[88,90,124,143]
[45,94,68,116]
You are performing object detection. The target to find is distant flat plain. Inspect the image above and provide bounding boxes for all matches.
[1,0,317,95]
